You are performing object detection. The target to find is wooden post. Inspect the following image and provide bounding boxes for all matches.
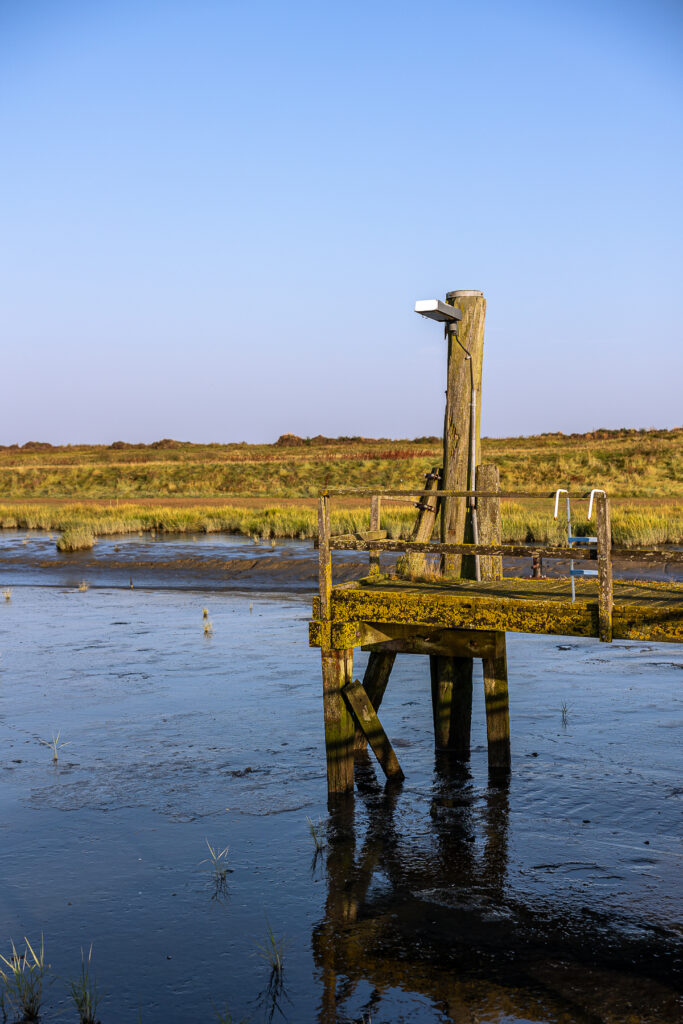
[368,495,381,576]
[398,466,441,578]
[476,462,510,772]
[476,464,503,581]
[596,493,613,643]
[430,291,485,757]
[441,290,486,578]
[318,493,332,620]
[322,648,356,794]
[343,679,404,781]
[482,632,510,775]
[430,655,473,759]
[354,650,396,752]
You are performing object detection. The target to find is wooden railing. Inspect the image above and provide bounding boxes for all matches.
[317,488,682,645]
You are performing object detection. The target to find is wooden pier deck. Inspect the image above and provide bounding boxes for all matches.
[309,288,682,795]
[311,574,683,647]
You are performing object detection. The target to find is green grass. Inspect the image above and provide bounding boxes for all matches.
[0,428,680,499]
[56,525,95,551]
[0,936,47,1023]
[0,500,680,548]
[68,945,100,1024]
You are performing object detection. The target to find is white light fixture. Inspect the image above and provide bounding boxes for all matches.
[414,299,462,324]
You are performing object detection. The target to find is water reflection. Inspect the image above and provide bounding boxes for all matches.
[314,755,680,1024]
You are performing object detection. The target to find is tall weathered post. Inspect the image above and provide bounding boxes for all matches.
[431,289,509,770]
[441,290,486,577]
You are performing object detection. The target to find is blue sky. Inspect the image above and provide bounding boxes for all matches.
[1,0,681,444]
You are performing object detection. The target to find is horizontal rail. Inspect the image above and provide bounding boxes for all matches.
[322,489,592,500]
[328,536,683,564]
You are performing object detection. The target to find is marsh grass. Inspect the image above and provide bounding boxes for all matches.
[56,525,95,551]
[0,936,48,1023]
[2,589,10,601]
[0,429,680,499]
[561,702,569,727]
[201,840,231,881]
[255,921,286,977]
[68,945,100,1024]
[40,731,70,764]
[254,921,288,1023]
[306,816,327,853]
[78,580,90,592]
[0,499,680,547]
[203,619,214,637]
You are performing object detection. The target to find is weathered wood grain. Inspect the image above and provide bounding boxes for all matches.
[343,679,404,781]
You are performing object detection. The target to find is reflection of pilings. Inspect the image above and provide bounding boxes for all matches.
[318,793,355,1024]
[314,769,681,1024]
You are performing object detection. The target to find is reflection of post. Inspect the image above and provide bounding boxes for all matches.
[481,780,510,898]
[317,795,356,1024]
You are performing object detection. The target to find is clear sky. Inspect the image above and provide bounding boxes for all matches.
[1,0,681,444]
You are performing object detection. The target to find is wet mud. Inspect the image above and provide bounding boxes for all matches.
[0,530,680,592]
[0,532,681,1022]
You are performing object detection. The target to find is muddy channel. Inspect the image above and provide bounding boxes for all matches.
[0,531,681,1023]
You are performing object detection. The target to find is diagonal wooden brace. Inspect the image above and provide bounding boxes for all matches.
[342,679,404,782]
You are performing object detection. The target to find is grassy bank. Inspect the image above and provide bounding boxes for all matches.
[0,428,680,499]
[0,502,680,548]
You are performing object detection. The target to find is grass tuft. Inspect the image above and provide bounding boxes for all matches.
[0,936,48,1023]
[40,731,70,764]
[306,816,327,853]
[68,945,100,1024]
[255,920,286,977]
[201,840,230,882]
[56,525,95,551]
[2,589,10,601]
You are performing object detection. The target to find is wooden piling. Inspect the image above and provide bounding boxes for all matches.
[482,632,511,774]
[476,464,503,581]
[343,679,404,781]
[596,492,613,642]
[429,655,473,759]
[441,290,486,577]
[398,466,441,578]
[318,494,332,620]
[368,495,381,576]
[354,651,396,752]
[322,648,356,794]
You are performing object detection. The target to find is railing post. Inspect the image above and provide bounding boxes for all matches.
[369,495,381,576]
[596,493,613,642]
[318,493,332,621]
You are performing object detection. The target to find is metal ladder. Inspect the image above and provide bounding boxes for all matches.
[553,489,604,601]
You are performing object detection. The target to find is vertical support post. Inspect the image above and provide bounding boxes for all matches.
[319,490,355,794]
[476,464,503,581]
[318,493,332,620]
[322,648,356,794]
[431,291,485,756]
[398,466,441,578]
[430,655,473,759]
[441,290,486,578]
[596,493,613,643]
[368,495,381,576]
[354,651,396,752]
[482,632,510,775]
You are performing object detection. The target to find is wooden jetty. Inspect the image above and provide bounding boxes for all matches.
[309,289,683,794]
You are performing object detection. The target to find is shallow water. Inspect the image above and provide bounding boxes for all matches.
[0,535,681,1023]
